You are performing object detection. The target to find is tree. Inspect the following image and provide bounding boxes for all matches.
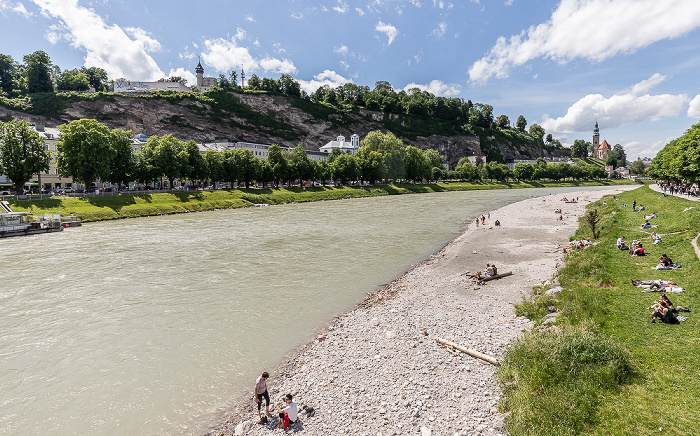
[237,149,258,188]
[605,155,619,169]
[204,149,224,185]
[267,144,288,185]
[247,74,261,90]
[142,134,182,188]
[277,74,301,97]
[454,158,477,180]
[528,124,545,141]
[57,119,112,189]
[23,50,54,93]
[513,162,534,181]
[629,158,646,175]
[516,115,527,132]
[356,148,387,183]
[0,120,50,193]
[0,54,21,96]
[571,139,589,158]
[585,209,602,239]
[80,67,108,91]
[179,140,207,186]
[359,130,405,180]
[108,128,135,188]
[288,145,314,183]
[330,152,359,184]
[496,115,510,129]
[404,146,430,182]
[610,144,627,167]
[57,69,90,91]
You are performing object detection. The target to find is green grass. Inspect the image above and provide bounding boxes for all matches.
[8,180,635,223]
[502,186,700,435]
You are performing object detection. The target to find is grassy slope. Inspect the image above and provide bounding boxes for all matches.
[503,186,700,435]
[8,180,636,223]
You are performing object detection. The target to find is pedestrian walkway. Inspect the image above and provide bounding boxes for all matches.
[648,183,700,202]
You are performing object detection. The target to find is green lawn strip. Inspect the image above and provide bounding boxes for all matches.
[503,186,700,435]
[8,179,636,223]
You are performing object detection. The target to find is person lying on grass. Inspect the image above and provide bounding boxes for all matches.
[641,220,652,229]
[633,280,685,293]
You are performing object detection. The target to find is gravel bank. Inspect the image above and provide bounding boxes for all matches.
[209,187,637,436]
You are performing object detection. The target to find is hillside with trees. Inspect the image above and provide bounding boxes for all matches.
[0,50,576,169]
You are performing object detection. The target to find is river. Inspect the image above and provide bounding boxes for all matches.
[0,186,623,435]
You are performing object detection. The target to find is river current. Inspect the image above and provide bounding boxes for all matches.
[0,186,622,435]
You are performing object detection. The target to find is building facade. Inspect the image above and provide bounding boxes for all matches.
[196,62,217,92]
[319,134,360,155]
[593,122,611,160]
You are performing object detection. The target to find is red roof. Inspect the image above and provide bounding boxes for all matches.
[598,139,611,150]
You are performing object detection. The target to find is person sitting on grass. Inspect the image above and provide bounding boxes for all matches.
[651,232,662,244]
[658,254,673,268]
[617,236,628,250]
[276,394,298,429]
[650,300,679,324]
[631,242,645,256]
[641,220,652,229]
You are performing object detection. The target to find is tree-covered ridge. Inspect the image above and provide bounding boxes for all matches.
[647,120,700,183]
[0,50,571,160]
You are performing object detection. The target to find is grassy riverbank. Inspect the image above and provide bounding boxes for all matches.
[502,186,700,435]
[8,179,635,222]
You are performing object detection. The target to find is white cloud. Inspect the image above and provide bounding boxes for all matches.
[290,11,303,19]
[333,0,349,13]
[431,21,447,38]
[540,74,690,134]
[376,21,398,45]
[273,42,286,54]
[245,15,255,22]
[202,37,298,75]
[355,7,365,15]
[297,70,352,94]
[168,67,196,87]
[235,27,247,41]
[334,44,349,56]
[403,80,462,97]
[340,60,350,70]
[32,0,164,81]
[687,94,700,118]
[179,47,196,61]
[202,37,258,72]
[469,0,700,83]
[432,0,453,8]
[0,0,31,17]
[259,57,297,74]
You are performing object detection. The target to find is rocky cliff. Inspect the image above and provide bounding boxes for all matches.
[0,91,559,168]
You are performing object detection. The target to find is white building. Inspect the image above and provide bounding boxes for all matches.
[198,140,290,158]
[319,134,360,155]
[113,80,190,93]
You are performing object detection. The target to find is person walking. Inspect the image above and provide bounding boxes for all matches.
[254,372,272,421]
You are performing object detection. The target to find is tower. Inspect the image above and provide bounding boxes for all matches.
[195,60,204,91]
[593,120,599,149]
[241,66,245,87]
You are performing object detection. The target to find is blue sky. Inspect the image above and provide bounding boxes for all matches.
[2,0,700,159]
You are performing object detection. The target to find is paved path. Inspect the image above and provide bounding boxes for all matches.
[648,183,700,261]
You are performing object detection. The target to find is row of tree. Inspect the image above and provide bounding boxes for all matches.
[646,121,700,183]
[0,51,109,95]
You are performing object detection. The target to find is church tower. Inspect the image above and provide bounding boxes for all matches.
[593,121,600,149]
[195,60,204,91]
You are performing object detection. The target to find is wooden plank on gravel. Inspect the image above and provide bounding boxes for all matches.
[434,336,500,365]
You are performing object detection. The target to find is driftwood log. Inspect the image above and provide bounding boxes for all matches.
[434,336,500,365]
[479,271,513,282]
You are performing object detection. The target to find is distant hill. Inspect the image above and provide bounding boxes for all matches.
[0,89,567,168]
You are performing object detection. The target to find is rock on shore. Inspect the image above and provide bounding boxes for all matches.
[210,188,636,436]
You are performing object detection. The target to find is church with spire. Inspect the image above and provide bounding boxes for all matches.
[195,61,217,92]
[593,121,611,160]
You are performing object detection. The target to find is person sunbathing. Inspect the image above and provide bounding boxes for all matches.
[651,232,662,244]
[641,220,652,229]
[658,254,673,267]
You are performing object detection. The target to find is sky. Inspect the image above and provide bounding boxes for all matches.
[1,0,700,159]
